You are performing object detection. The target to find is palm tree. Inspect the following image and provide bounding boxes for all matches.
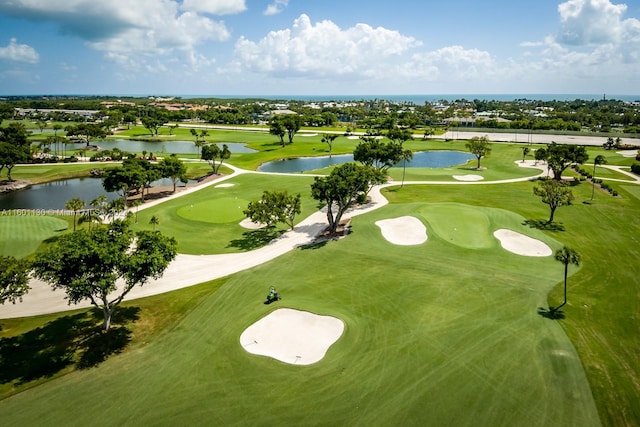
[149,215,159,230]
[521,146,530,163]
[400,149,413,188]
[553,246,581,311]
[591,155,607,200]
[65,197,85,232]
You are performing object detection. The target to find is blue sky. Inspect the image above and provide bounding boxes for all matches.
[0,0,639,96]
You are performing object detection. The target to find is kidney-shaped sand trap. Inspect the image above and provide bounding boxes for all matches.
[240,308,344,365]
[215,183,235,188]
[375,216,427,245]
[493,229,552,257]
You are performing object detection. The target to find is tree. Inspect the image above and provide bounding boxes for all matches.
[522,146,530,163]
[244,190,302,230]
[269,117,286,147]
[311,163,377,234]
[0,256,30,305]
[591,155,608,200]
[65,197,86,232]
[353,137,404,173]
[602,136,621,150]
[534,147,548,166]
[201,144,231,174]
[400,148,413,188]
[533,178,574,223]
[64,123,107,146]
[159,154,187,193]
[32,220,177,331]
[149,215,159,230]
[553,247,581,311]
[321,134,338,156]
[465,136,492,169]
[282,114,303,145]
[546,143,588,180]
[0,123,31,181]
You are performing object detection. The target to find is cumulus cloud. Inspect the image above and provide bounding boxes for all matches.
[556,0,640,45]
[405,46,495,80]
[0,0,230,69]
[0,38,39,63]
[181,0,247,15]
[231,14,420,78]
[264,0,289,16]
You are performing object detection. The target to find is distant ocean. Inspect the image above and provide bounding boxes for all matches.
[174,94,640,103]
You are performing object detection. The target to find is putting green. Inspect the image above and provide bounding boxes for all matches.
[419,203,493,249]
[0,215,68,258]
[176,197,250,223]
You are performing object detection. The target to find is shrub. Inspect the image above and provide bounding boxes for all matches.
[631,164,640,175]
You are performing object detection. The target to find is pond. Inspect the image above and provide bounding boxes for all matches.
[258,150,475,173]
[0,177,194,210]
[39,140,256,155]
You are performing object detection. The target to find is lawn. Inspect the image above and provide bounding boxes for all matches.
[0,135,638,426]
[0,215,69,258]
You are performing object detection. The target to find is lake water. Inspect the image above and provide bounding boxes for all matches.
[57,140,256,155]
[258,150,475,173]
[0,177,194,210]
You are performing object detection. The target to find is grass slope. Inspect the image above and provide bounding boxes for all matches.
[0,215,68,258]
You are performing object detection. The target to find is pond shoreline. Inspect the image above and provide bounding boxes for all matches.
[0,179,32,194]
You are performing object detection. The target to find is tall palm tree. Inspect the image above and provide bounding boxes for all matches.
[149,215,159,230]
[521,146,530,163]
[553,246,581,311]
[591,155,607,200]
[400,149,413,188]
[65,197,85,232]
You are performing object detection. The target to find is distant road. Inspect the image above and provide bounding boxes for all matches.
[176,123,637,146]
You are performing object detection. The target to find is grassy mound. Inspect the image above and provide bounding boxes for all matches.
[0,216,68,258]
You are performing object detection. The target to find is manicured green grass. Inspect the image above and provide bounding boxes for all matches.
[131,173,318,254]
[0,196,601,426]
[0,215,68,258]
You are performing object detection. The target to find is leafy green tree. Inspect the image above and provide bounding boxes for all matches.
[534,147,548,166]
[159,154,187,192]
[591,155,608,200]
[546,143,588,180]
[282,114,303,145]
[65,197,86,232]
[64,123,107,146]
[522,146,530,162]
[353,137,404,173]
[0,256,31,305]
[201,144,231,174]
[269,117,286,146]
[465,136,492,169]
[386,128,413,144]
[553,247,581,311]
[311,163,378,233]
[321,134,339,156]
[32,220,177,331]
[0,123,31,181]
[533,178,574,223]
[244,190,302,230]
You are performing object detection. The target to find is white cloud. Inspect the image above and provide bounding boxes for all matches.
[264,0,289,16]
[0,0,230,70]
[0,38,39,63]
[181,0,247,15]
[231,14,420,78]
[556,0,640,45]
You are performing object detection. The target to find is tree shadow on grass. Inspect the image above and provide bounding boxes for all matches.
[523,219,565,232]
[227,228,285,251]
[0,307,139,385]
[537,306,566,319]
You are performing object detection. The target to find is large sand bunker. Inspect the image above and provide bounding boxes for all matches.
[453,174,484,181]
[240,308,344,365]
[493,229,552,257]
[375,216,427,245]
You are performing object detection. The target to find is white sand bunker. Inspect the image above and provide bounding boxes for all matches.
[453,174,484,181]
[375,216,427,245]
[617,150,638,158]
[240,308,344,365]
[239,218,265,229]
[493,229,552,257]
[215,183,235,188]
[299,133,318,137]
